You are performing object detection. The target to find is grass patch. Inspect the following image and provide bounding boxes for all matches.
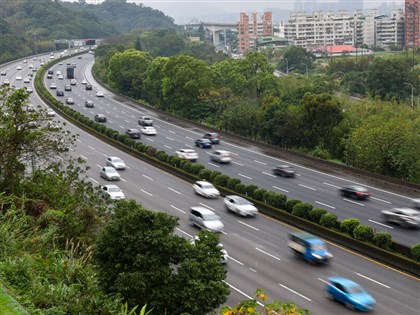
[0,287,27,315]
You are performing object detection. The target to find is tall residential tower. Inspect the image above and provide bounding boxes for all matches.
[405,0,420,47]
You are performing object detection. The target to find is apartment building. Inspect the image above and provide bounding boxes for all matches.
[405,0,420,47]
[237,12,273,53]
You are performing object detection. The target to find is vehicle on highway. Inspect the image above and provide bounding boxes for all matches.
[209,150,232,164]
[56,70,62,76]
[273,165,296,177]
[381,208,420,228]
[96,91,104,97]
[175,149,198,162]
[339,185,371,200]
[47,74,53,79]
[106,156,126,170]
[100,166,120,181]
[0,70,6,76]
[23,59,27,63]
[193,181,220,198]
[190,235,228,264]
[203,132,220,144]
[48,70,54,75]
[138,115,153,126]
[70,79,77,86]
[3,79,9,85]
[288,232,333,264]
[58,74,64,80]
[65,98,75,105]
[81,79,87,85]
[189,206,224,233]
[85,100,94,108]
[94,114,107,122]
[49,82,57,89]
[23,77,30,83]
[412,197,420,209]
[324,276,375,312]
[126,128,141,139]
[17,65,22,70]
[56,90,64,97]
[140,126,157,136]
[16,75,22,80]
[78,55,82,59]
[64,85,72,91]
[224,195,258,217]
[195,138,212,149]
[100,185,125,201]
[26,104,35,112]
[47,109,56,117]
[85,84,92,90]
[25,87,33,93]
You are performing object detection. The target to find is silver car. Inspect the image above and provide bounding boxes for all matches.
[382,208,420,228]
[100,166,120,181]
[189,207,224,233]
[193,181,220,198]
[106,156,126,170]
[224,195,258,217]
[209,150,232,163]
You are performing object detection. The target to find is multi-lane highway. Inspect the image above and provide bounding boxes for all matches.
[2,52,419,314]
[40,53,420,247]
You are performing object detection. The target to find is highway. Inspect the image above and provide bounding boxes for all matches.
[2,52,420,314]
[40,53,420,247]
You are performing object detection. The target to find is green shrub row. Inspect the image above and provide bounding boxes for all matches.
[35,64,420,263]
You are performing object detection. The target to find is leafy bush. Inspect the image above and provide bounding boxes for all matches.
[227,178,241,190]
[167,156,182,167]
[96,124,107,133]
[181,161,192,173]
[124,137,135,147]
[372,231,392,250]
[210,171,222,182]
[214,174,230,187]
[244,184,258,198]
[292,203,313,219]
[253,188,267,202]
[234,183,246,195]
[156,150,169,162]
[340,218,360,236]
[353,225,374,242]
[285,200,301,213]
[411,244,420,261]
[264,192,287,209]
[134,142,146,152]
[117,134,129,143]
[189,163,205,175]
[146,146,157,157]
[319,213,338,228]
[308,208,327,223]
[198,168,212,181]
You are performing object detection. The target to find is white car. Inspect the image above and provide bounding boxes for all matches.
[193,181,220,198]
[96,91,104,97]
[101,185,125,201]
[28,64,34,69]
[23,77,30,83]
[100,166,120,181]
[25,87,33,93]
[16,75,22,80]
[23,59,27,63]
[56,70,62,76]
[224,195,258,217]
[140,126,157,135]
[46,109,56,117]
[81,79,87,85]
[106,156,126,170]
[58,74,64,80]
[16,65,22,70]
[49,82,57,89]
[413,198,420,209]
[209,150,232,164]
[175,149,198,162]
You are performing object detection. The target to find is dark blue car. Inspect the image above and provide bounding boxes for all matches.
[325,276,375,312]
[195,138,212,149]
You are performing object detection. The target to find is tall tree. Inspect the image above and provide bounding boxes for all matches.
[94,200,229,315]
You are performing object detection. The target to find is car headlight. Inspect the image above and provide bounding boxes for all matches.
[312,253,322,259]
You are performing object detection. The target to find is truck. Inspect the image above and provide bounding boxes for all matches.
[66,66,74,79]
[288,232,333,264]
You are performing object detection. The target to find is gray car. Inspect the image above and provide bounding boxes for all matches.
[100,166,120,181]
[189,206,224,233]
[224,195,258,217]
[381,208,420,228]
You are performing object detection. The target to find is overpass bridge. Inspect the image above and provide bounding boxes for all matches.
[184,22,237,47]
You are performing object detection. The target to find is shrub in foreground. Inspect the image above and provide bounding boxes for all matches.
[340,218,360,236]
[292,203,313,219]
[285,200,302,213]
[372,231,392,250]
[353,225,374,242]
[308,208,327,223]
[411,244,420,261]
[319,213,338,229]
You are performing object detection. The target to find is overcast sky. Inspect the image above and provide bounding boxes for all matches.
[74,1,406,23]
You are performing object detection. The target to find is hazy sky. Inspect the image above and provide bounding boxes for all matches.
[75,1,406,23]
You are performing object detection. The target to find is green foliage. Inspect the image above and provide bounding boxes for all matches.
[181,160,192,173]
[308,208,327,223]
[285,200,302,213]
[134,142,146,152]
[214,174,230,187]
[146,146,157,157]
[244,184,259,198]
[372,231,392,250]
[411,244,420,261]
[156,150,168,162]
[210,171,222,182]
[253,188,267,202]
[189,163,205,175]
[353,225,374,242]
[94,201,229,314]
[198,168,212,181]
[340,218,361,236]
[117,133,129,143]
[292,203,313,219]
[264,191,287,209]
[226,178,241,190]
[319,213,338,229]
[234,183,246,195]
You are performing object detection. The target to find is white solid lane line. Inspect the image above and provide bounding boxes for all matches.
[207,162,220,168]
[232,161,244,166]
[164,145,172,150]
[323,182,341,189]
[368,219,393,229]
[199,203,216,211]
[171,205,186,214]
[169,130,176,134]
[88,145,95,150]
[141,189,153,196]
[262,171,276,178]
[254,160,267,165]
[237,220,260,231]
[255,248,281,261]
[371,196,392,204]
[272,185,289,193]
[299,184,316,191]
[315,201,336,209]
[168,187,181,195]
[278,283,312,301]
[120,178,127,182]
[89,177,99,184]
[142,174,153,181]
[80,155,87,160]
[175,228,192,238]
[227,256,244,266]
[343,198,365,206]
[166,137,174,141]
[238,173,252,180]
[355,272,391,288]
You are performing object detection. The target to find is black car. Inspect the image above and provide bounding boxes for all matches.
[85,100,94,108]
[56,90,64,97]
[273,165,296,177]
[94,114,107,122]
[47,70,54,75]
[126,128,141,139]
[195,138,212,148]
[339,185,371,200]
[203,132,220,144]
[85,84,92,90]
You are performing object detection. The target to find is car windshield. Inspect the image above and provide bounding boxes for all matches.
[112,158,123,163]
[311,243,328,252]
[108,187,121,193]
[202,184,215,189]
[235,198,250,205]
[203,214,221,221]
[346,284,364,294]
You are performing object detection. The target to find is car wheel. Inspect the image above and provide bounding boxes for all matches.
[345,301,355,310]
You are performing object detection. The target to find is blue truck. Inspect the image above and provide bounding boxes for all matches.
[288,232,333,264]
[66,66,74,79]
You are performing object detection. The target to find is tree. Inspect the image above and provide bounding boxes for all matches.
[135,37,142,51]
[94,200,229,314]
[283,46,315,74]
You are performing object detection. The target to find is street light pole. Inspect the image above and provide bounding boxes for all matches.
[301,63,308,78]
[404,82,414,109]
[284,58,289,75]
